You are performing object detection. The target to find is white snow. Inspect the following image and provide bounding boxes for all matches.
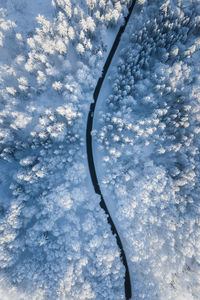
[0,0,132,299]
[93,0,200,299]
[0,0,199,299]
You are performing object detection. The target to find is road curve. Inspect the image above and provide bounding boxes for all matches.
[86,1,136,299]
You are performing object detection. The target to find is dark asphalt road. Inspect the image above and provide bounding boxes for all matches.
[86,1,136,299]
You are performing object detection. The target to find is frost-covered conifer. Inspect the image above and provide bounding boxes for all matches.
[86,0,97,11]
[94,0,200,299]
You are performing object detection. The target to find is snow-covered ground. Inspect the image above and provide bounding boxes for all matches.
[93,0,200,299]
[0,0,53,34]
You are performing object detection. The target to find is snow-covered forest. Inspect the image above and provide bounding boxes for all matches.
[0,0,199,299]
[93,0,200,299]
[0,0,132,299]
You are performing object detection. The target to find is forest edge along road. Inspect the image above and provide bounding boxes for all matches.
[86,1,137,299]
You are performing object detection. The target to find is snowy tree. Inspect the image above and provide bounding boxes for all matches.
[94,1,200,299]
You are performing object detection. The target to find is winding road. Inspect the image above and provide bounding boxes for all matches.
[86,1,136,299]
